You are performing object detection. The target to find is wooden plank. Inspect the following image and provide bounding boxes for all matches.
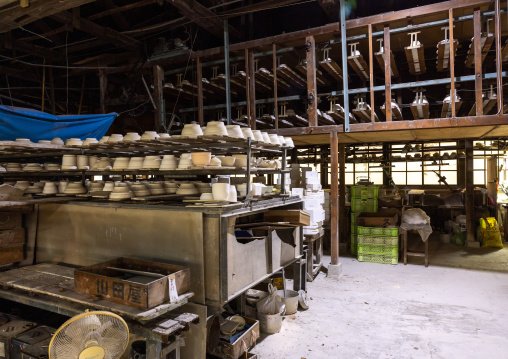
[88,0,156,20]
[449,9,456,117]
[338,143,345,257]
[368,24,375,123]
[0,212,22,230]
[0,245,23,265]
[330,131,339,265]
[474,9,483,116]
[465,139,475,242]
[197,58,204,126]
[306,36,318,127]
[384,26,391,122]
[273,43,279,131]
[248,51,256,129]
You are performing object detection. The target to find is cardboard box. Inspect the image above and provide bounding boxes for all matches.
[356,209,399,227]
[0,245,24,265]
[304,171,319,179]
[74,257,191,310]
[209,316,260,359]
[264,209,311,226]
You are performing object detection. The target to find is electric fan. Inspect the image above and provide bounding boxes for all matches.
[49,311,129,359]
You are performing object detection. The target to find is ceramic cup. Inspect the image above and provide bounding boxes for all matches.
[14,181,30,191]
[131,183,150,197]
[96,157,112,170]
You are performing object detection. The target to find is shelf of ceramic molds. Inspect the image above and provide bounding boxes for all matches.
[0,168,289,178]
[83,136,287,157]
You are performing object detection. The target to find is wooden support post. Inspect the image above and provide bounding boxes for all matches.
[248,50,256,129]
[48,68,55,115]
[244,48,250,127]
[449,8,456,117]
[153,65,165,132]
[197,57,204,126]
[306,36,318,127]
[495,0,503,113]
[384,26,392,121]
[273,43,279,130]
[41,60,46,112]
[330,131,339,265]
[78,74,85,115]
[368,24,375,123]
[338,142,345,254]
[473,8,483,116]
[99,70,107,114]
[465,139,475,243]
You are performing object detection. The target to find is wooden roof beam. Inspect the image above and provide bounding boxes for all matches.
[0,0,96,33]
[168,0,242,39]
[219,0,304,18]
[51,11,140,51]
[88,0,159,21]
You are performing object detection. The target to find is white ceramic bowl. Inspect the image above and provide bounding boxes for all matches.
[127,157,144,170]
[200,193,214,200]
[51,137,64,145]
[142,156,161,169]
[123,132,141,141]
[181,124,203,137]
[241,128,254,140]
[83,138,99,146]
[65,138,83,146]
[208,157,222,167]
[77,155,89,170]
[219,156,236,167]
[113,157,130,170]
[269,134,281,145]
[204,121,227,136]
[252,130,264,142]
[261,132,271,143]
[226,125,244,138]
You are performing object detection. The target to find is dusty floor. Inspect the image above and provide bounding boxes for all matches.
[251,242,508,359]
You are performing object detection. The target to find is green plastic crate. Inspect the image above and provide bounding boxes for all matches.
[351,185,380,199]
[351,212,360,234]
[351,197,378,213]
[357,252,398,265]
[351,234,357,256]
[357,226,399,237]
[358,243,399,256]
[358,235,399,246]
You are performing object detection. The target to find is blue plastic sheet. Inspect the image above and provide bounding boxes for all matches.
[0,105,116,141]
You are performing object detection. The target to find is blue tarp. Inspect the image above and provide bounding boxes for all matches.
[0,105,116,141]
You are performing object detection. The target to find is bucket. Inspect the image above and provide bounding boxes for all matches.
[257,312,282,334]
[440,233,451,243]
[276,290,299,315]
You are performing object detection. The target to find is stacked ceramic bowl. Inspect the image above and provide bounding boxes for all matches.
[107,134,123,143]
[14,181,30,191]
[83,138,99,146]
[95,157,112,170]
[64,182,87,195]
[176,183,199,196]
[62,155,77,170]
[158,133,170,139]
[38,140,51,144]
[15,138,31,144]
[109,183,133,201]
[5,163,22,172]
[58,181,69,193]
[178,154,193,169]
[233,155,248,169]
[141,131,159,141]
[147,182,165,195]
[23,163,42,172]
[160,155,178,170]
[252,130,264,143]
[99,136,109,143]
[103,182,115,192]
[77,155,89,170]
[51,138,64,145]
[218,156,235,167]
[113,157,130,170]
[261,132,271,144]
[43,182,58,195]
[241,128,254,140]
[142,156,161,170]
[131,183,150,197]
[164,182,178,194]
[204,121,228,136]
[123,132,141,141]
[181,124,203,137]
[269,134,281,145]
[65,138,83,146]
[127,157,144,170]
[285,137,295,148]
[208,157,222,167]
[88,181,104,192]
[195,182,212,194]
[226,125,244,138]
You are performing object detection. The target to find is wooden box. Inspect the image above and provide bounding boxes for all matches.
[264,210,311,226]
[0,228,25,247]
[0,245,24,265]
[0,212,22,230]
[74,257,191,310]
[209,316,260,359]
[357,209,399,227]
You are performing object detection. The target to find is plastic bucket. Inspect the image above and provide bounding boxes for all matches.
[276,290,299,315]
[257,312,282,334]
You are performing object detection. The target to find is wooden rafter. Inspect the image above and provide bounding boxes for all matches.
[219,0,304,18]
[168,0,242,39]
[0,0,96,33]
[88,0,159,21]
[51,11,139,51]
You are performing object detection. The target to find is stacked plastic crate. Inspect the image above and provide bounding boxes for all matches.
[357,226,399,264]
[350,185,379,256]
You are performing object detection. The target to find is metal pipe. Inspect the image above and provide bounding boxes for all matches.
[340,0,350,133]
[224,19,232,125]
[180,94,302,113]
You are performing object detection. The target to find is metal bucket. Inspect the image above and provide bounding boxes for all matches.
[257,312,282,334]
[276,289,299,315]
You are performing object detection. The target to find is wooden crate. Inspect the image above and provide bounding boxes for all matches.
[0,212,22,230]
[74,257,191,310]
[0,245,24,265]
[0,228,25,247]
[209,316,260,359]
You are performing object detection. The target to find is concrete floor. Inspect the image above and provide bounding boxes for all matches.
[251,243,508,359]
